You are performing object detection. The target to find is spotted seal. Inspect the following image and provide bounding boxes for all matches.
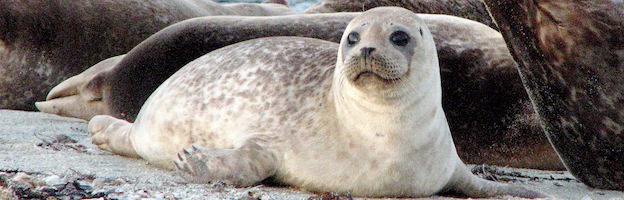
[39,11,560,169]
[481,0,624,191]
[88,7,544,198]
[0,0,294,111]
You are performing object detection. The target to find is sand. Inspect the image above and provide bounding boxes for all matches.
[1,109,623,199]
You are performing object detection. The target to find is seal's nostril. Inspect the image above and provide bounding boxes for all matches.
[360,47,376,58]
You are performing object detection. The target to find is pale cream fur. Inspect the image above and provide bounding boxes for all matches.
[89,7,544,198]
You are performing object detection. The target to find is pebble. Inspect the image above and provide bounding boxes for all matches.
[42,175,66,186]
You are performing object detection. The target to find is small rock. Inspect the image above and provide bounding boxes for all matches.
[91,178,106,190]
[54,134,77,143]
[91,189,112,198]
[113,178,128,186]
[11,172,39,189]
[75,180,94,191]
[11,172,33,182]
[43,175,66,186]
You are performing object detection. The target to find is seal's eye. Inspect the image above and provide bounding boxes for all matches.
[390,31,410,47]
[347,32,359,46]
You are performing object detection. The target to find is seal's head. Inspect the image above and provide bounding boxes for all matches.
[335,7,439,101]
[331,7,444,149]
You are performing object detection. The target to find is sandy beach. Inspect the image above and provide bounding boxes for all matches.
[1,109,623,199]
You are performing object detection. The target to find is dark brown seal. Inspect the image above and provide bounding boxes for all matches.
[0,0,293,111]
[304,0,498,30]
[482,0,624,190]
[426,15,560,170]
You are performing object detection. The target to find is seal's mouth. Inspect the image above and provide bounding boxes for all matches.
[354,71,375,81]
[353,71,401,84]
[342,53,406,85]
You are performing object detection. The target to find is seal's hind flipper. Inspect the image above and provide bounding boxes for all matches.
[444,164,547,198]
[89,115,140,158]
[36,55,125,120]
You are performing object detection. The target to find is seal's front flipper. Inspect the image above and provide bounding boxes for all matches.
[175,141,278,187]
[444,164,548,198]
[36,55,125,120]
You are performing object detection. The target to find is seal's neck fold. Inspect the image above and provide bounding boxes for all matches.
[330,75,444,143]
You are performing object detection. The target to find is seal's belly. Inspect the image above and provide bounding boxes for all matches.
[274,135,458,197]
[134,37,338,149]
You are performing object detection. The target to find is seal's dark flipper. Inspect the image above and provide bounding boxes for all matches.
[36,55,125,120]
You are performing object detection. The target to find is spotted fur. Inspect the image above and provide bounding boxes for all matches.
[89,7,544,198]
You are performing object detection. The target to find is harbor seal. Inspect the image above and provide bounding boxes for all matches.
[39,12,560,169]
[88,7,543,198]
[0,0,294,111]
[481,0,624,190]
[37,13,355,120]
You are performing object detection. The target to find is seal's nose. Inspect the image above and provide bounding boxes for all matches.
[360,47,376,58]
